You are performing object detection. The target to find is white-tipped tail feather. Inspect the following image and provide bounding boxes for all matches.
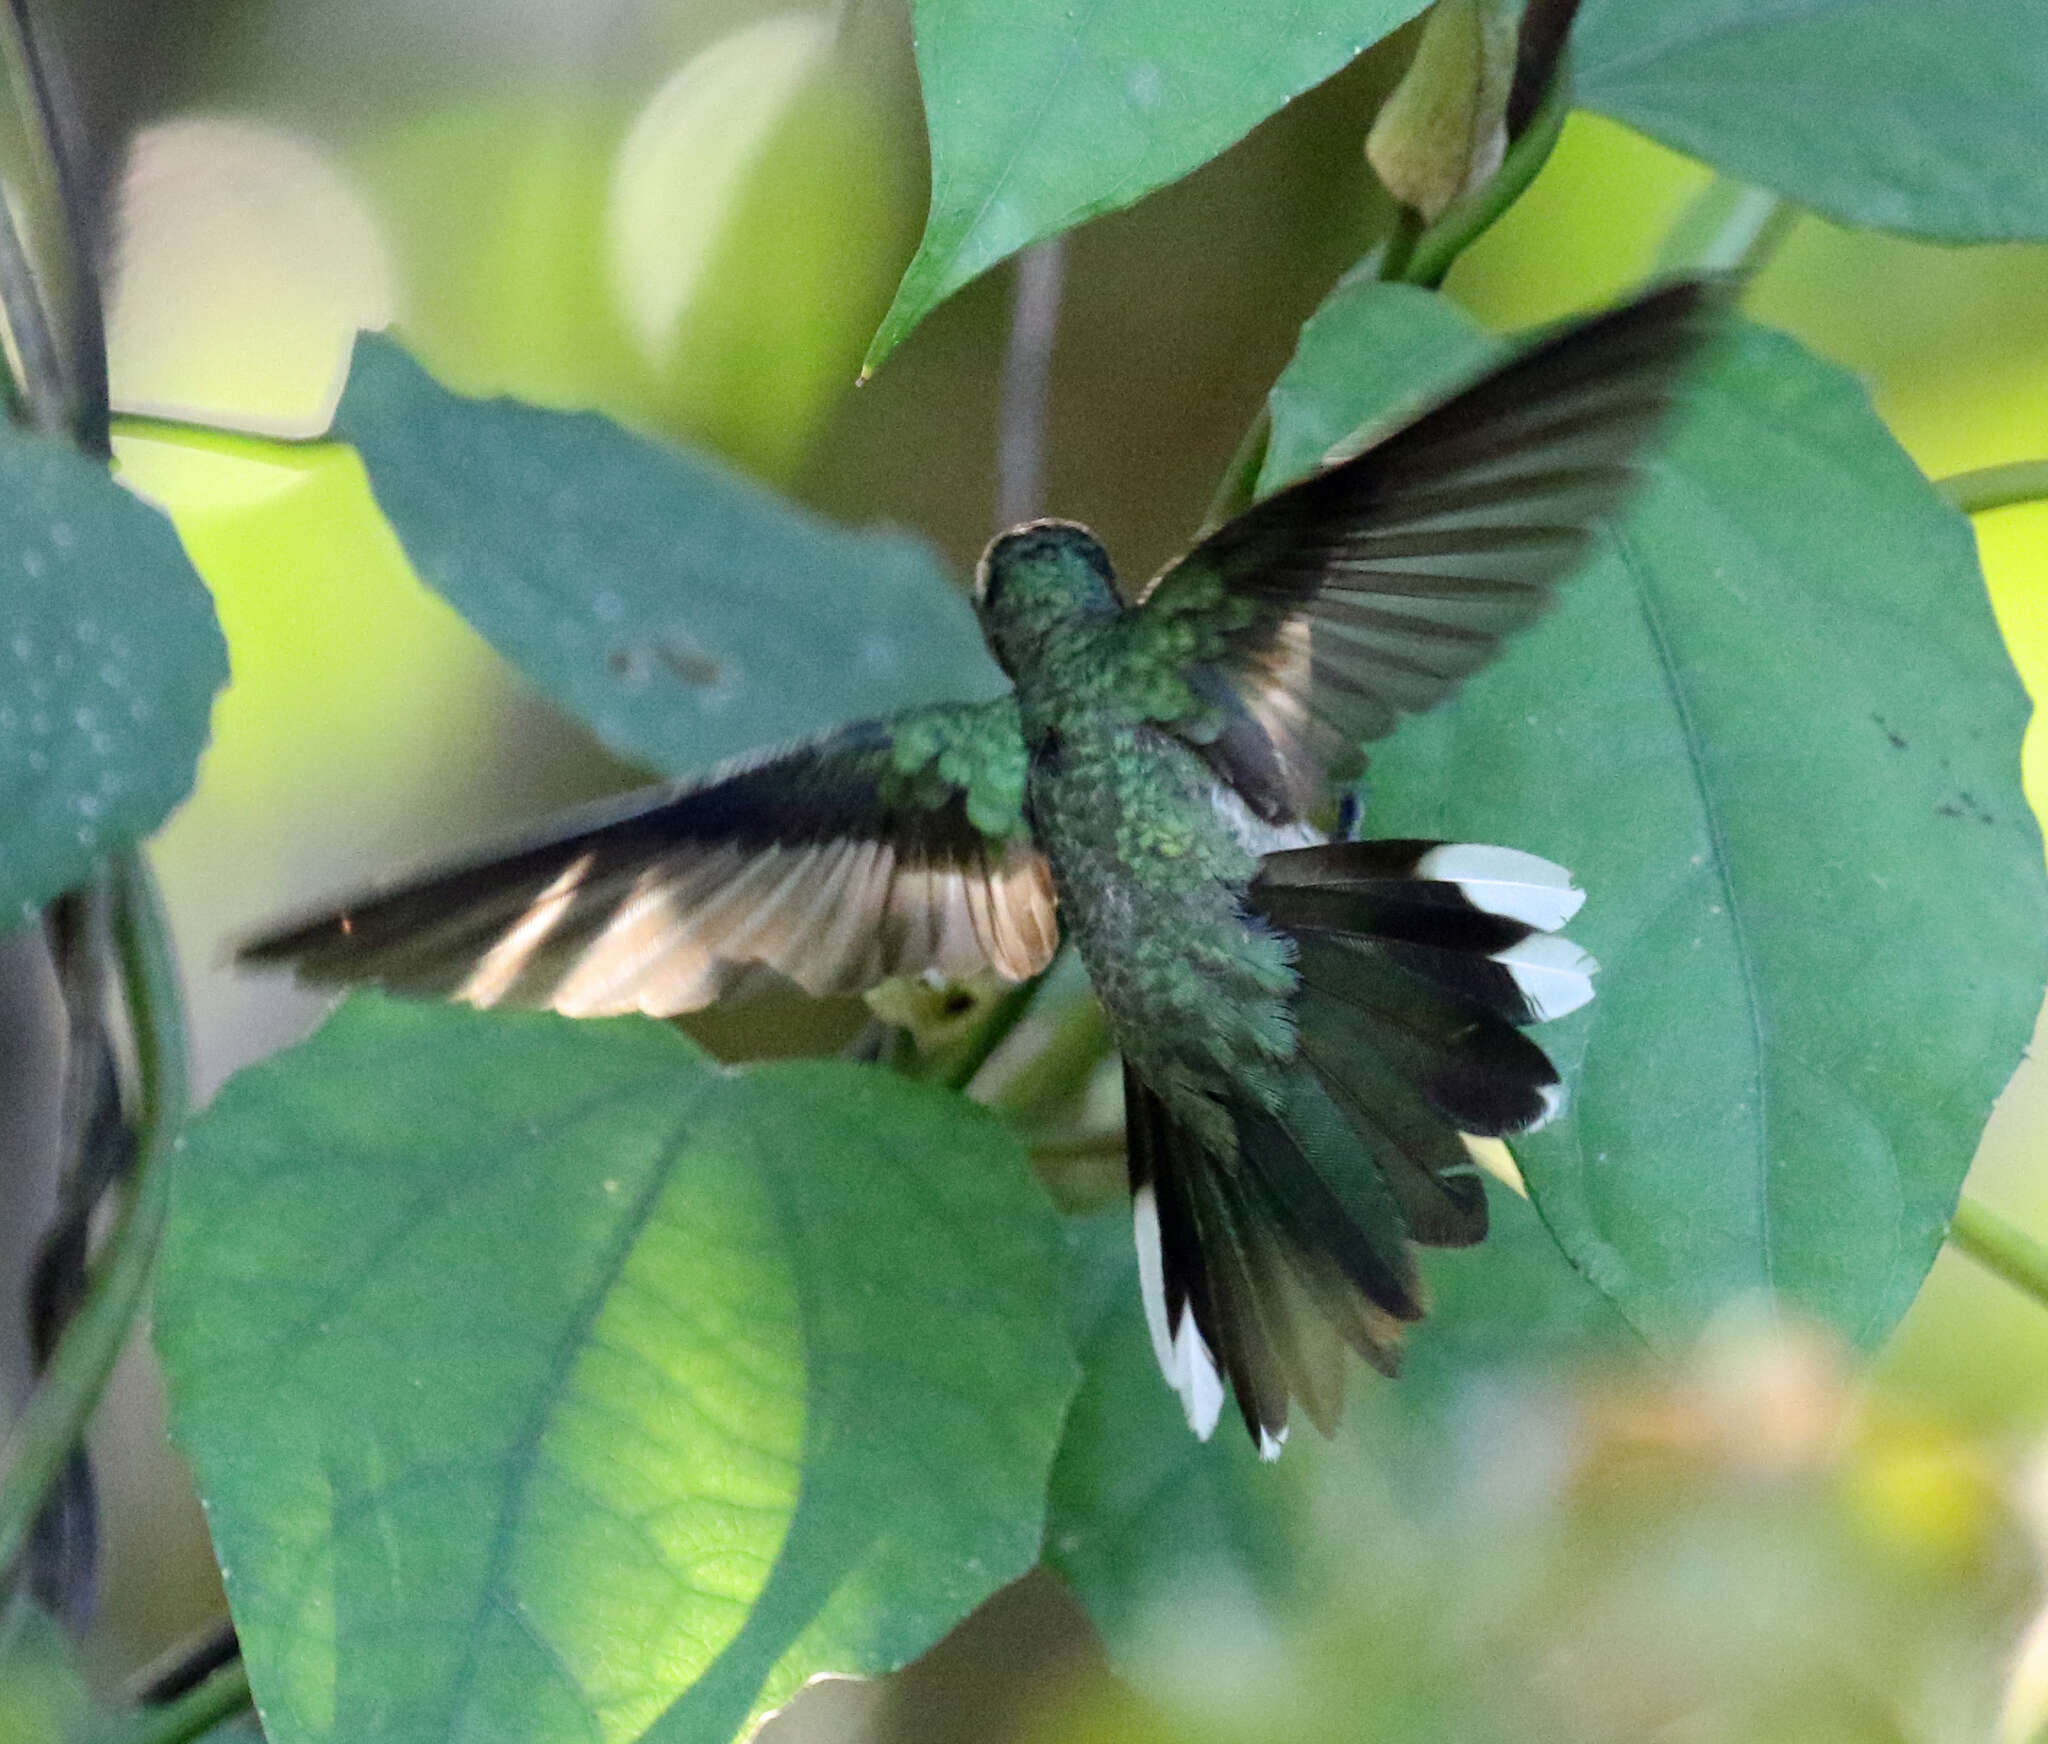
[1416,843,1586,933]
[1133,1185,1226,1439]
[1490,932,1598,1021]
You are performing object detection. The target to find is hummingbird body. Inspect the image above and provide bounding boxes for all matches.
[242,282,1725,1454]
[985,523,1300,1156]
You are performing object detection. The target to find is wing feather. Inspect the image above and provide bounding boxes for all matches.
[1136,278,1728,819]
[241,702,1058,1014]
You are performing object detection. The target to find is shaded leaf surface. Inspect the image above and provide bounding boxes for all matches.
[156,996,1077,1744]
[1266,281,2046,1346]
[0,428,225,924]
[336,336,1004,781]
[1574,0,2048,243]
[866,0,1430,370]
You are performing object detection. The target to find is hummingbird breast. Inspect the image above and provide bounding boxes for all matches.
[1025,707,1302,1131]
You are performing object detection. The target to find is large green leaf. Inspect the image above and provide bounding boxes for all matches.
[335,336,1004,781]
[864,0,1431,372]
[0,427,226,925]
[156,996,1077,1744]
[1574,0,2048,243]
[1267,280,2047,1346]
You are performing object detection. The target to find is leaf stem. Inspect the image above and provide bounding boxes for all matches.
[1948,1195,2048,1310]
[0,852,187,1587]
[1937,460,2048,518]
[88,1660,252,1744]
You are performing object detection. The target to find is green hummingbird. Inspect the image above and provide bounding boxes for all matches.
[244,280,1723,1456]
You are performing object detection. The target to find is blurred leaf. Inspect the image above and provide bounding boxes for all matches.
[355,99,648,422]
[1042,1212,1301,1656]
[865,0,1432,371]
[156,995,1078,1744]
[1265,279,2048,1346]
[0,1601,94,1744]
[335,335,1005,781]
[1574,0,2048,243]
[0,428,227,927]
[609,16,836,370]
[1044,1183,1632,1657]
[620,47,920,484]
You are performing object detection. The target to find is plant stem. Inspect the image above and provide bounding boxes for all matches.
[89,1660,252,1744]
[1655,177,1795,282]
[0,851,186,1587]
[933,975,1045,1094]
[992,996,1110,1121]
[1948,1196,2048,1310]
[1937,459,2048,517]
[1392,52,1572,290]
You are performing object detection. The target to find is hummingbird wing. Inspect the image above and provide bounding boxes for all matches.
[239,698,1059,1015]
[1132,278,1727,822]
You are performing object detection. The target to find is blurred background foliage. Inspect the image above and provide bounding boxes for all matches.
[8,0,2046,1736]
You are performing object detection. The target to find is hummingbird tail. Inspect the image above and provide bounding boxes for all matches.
[1124,839,1597,1455]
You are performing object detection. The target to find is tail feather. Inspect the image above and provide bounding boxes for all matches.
[1123,837,1596,1453]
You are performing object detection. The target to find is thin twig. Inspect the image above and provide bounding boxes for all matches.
[0,853,187,1589]
[1938,459,2048,518]
[995,237,1065,529]
[1948,1196,2048,1311]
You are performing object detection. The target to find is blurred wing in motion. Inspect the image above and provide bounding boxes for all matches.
[240,699,1059,1015]
[1135,278,1729,821]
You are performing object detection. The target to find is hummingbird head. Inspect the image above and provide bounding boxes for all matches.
[973,519,1121,681]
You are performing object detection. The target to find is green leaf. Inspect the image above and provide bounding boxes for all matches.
[1257,276,1495,493]
[155,996,1078,1744]
[0,428,226,925]
[335,335,1005,781]
[0,1600,95,1744]
[1574,0,2048,243]
[865,0,1432,372]
[1266,280,2048,1346]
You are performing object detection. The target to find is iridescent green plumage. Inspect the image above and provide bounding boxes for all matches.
[243,280,1726,1453]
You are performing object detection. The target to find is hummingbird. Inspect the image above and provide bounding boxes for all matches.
[243,280,1723,1456]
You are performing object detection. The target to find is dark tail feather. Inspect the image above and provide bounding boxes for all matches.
[1124,838,1595,1453]
[1125,1064,1388,1454]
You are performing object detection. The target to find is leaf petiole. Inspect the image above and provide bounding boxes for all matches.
[1937,460,2048,518]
